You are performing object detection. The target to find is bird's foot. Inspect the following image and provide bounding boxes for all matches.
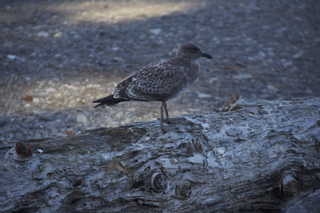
[165,117,185,124]
[160,125,175,133]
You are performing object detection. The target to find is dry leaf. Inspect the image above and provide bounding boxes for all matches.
[223,93,240,107]
[23,95,33,102]
[114,163,126,173]
[65,131,74,135]
[15,142,32,157]
[220,65,238,70]
[104,162,126,176]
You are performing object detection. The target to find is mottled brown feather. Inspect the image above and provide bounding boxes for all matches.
[113,58,200,102]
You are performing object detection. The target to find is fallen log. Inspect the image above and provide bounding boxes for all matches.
[1,96,320,212]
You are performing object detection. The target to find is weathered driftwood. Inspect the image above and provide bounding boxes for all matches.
[1,96,320,213]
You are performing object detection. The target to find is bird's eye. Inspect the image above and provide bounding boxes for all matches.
[192,47,198,51]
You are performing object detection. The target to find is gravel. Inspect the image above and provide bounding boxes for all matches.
[0,0,319,143]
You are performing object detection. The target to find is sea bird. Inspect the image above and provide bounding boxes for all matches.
[93,43,212,132]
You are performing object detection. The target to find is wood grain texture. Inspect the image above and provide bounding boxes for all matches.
[1,97,320,212]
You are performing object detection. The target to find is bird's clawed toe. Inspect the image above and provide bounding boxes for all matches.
[160,125,174,133]
[165,117,185,124]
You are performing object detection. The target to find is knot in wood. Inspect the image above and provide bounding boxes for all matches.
[72,179,83,187]
[136,199,144,205]
[280,173,299,198]
[151,173,167,192]
[192,139,202,152]
[175,184,191,198]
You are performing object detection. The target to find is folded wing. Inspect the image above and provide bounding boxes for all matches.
[113,59,191,102]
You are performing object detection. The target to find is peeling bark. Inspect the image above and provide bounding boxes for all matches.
[1,97,320,213]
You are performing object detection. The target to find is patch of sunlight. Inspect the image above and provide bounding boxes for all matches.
[54,1,203,23]
[0,1,206,24]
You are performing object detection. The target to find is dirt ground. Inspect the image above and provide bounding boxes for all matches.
[0,0,319,142]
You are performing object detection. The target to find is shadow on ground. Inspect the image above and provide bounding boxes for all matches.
[0,0,319,142]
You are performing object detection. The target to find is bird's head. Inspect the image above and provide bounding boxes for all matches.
[176,43,212,60]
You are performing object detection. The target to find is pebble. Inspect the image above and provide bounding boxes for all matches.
[233,73,253,80]
[267,51,276,57]
[37,31,49,37]
[149,28,162,35]
[209,77,218,83]
[262,25,271,30]
[275,27,287,33]
[54,32,62,38]
[113,57,125,62]
[267,84,278,92]
[33,98,40,103]
[212,37,221,44]
[197,93,212,98]
[73,34,81,39]
[258,51,267,58]
[39,113,55,121]
[45,88,57,93]
[293,51,303,59]
[281,60,293,68]
[247,56,257,62]
[7,54,17,60]
[7,54,25,62]
[76,114,88,124]
[32,110,40,115]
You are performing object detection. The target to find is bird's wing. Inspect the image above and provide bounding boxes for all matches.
[113,59,191,101]
[112,74,135,100]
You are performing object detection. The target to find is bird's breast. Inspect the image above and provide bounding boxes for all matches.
[186,60,200,82]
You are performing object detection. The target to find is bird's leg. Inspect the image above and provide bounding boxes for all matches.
[163,102,185,124]
[160,102,183,132]
[160,102,169,132]
[163,102,171,124]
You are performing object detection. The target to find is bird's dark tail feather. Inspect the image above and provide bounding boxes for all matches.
[92,95,130,108]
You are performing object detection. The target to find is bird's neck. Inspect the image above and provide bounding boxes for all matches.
[174,57,200,74]
[176,54,197,61]
[176,50,198,60]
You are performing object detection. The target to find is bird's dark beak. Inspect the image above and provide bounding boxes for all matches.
[202,52,212,59]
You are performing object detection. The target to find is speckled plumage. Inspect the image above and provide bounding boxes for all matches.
[113,58,200,102]
[93,43,212,132]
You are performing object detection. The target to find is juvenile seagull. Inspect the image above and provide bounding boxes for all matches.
[93,43,212,132]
